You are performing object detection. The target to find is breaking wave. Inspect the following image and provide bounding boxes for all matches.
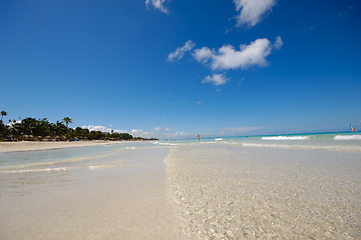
[334,135,361,140]
[152,142,180,146]
[0,167,69,173]
[262,136,309,140]
[242,143,361,151]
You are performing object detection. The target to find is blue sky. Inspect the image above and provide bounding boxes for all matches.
[1,0,360,138]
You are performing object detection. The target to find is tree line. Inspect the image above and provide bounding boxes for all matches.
[0,111,157,141]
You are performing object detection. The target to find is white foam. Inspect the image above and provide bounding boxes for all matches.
[157,142,179,146]
[262,136,309,140]
[215,138,223,141]
[0,167,68,173]
[242,143,361,151]
[89,165,119,169]
[334,135,361,140]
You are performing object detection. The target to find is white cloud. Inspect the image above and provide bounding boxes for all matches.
[167,40,195,62]
[82,125,127,133]
[130,128,192,139]
[164,127,172,131]
[146,0,170,14]
[154,126,161,131]
[233,0,277,28]
[132,129,141,134]
[130,128,259,139]
[7,120,21,127]
[202,73,230,86]
[173,132,188,137]
[273,36,283,50]
[192,47,213,63]
[196,101,202,104]
[193,37,282,71]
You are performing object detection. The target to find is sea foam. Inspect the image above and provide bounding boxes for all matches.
[262,136,309,140]
[1,167,69,173]
[334,135,361,140]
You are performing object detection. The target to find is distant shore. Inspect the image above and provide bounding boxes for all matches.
[0,140,124,153]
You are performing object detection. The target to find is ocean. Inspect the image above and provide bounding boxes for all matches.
[0,132,360,239]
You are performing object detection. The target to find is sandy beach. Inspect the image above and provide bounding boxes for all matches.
[0,135,360,239]
[0,140,123,153]
[0,145,179,239]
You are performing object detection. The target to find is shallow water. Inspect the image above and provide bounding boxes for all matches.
[165,143,361,239]
[1,133,361,239]
[0,145,179,240]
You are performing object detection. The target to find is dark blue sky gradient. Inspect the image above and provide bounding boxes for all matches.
[1,0,360,138]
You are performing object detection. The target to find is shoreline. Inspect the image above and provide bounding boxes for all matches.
[0,145,180,239]
[0,140,124,153]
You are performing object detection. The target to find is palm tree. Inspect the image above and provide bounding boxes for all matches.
[1,111,7,122]
[62,117,72,127]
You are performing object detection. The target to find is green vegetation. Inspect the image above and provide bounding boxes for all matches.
[1,111,6,122]
[62,117,72,127]
[0,113,157,142]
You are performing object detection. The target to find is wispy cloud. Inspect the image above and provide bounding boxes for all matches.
[164,127,172,131]
[296,22,314,32]
[273,36,283,50]
[202,73,230,86]
[154,126,161,131]
[193,37,282,71]
[337,6,356,19]
[82,125,127,133]
[131,129,191,139]
[146,0,170,14]
[196,101,202,104]
[233,0,277,28]
[238,77,245,86]
[167,40,195,62]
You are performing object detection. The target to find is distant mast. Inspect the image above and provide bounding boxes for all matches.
[350,124,356,132]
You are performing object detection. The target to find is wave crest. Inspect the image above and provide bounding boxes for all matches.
[0,167,68,173]
[334,135,361,140]
[262,136,309,140]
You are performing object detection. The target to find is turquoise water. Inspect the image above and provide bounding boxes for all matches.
[0,141,157,171]
[156,131,361,151]
[0,132,360,239]
[1,132,360,171]
[162,132,361,239]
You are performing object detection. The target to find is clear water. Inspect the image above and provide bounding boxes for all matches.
[162,132,361,239]
[0,132,360,239]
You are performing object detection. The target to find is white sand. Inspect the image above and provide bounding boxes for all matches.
[0,141,123,153]
[0,146,179,239]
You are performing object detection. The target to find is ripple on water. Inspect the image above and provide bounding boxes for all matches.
[165,145,361,239]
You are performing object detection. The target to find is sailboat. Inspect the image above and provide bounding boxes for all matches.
[350,124,357,132]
